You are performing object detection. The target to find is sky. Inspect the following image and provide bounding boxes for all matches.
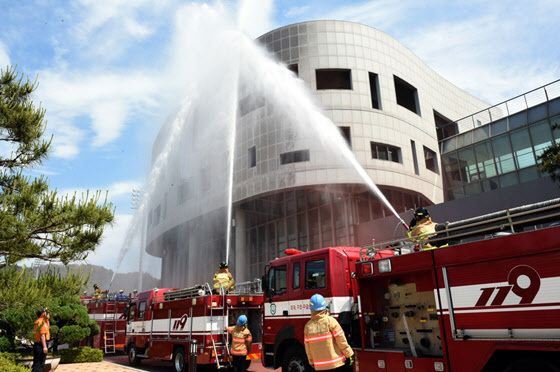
[1,0,558,278]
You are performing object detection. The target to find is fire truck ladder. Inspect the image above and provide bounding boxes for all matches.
[104,301,117,354]
[209,283,231,369]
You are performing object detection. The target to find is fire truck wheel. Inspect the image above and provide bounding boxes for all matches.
[128,344,141,366]
[282,345,311,372]
[173,348,186,372]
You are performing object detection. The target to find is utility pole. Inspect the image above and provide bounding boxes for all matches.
[131,189,146,291]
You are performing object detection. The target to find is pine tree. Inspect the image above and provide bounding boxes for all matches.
[0,65,115,267]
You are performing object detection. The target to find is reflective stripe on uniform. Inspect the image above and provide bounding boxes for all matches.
[332,329,344,338]
[314,355,346,367]
[232,337,245,343]
[231,349,248,356]
[305,333,333,343]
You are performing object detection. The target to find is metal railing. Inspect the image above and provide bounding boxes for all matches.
[229,279,263,295]
[360,198,560,261]
[438,79,560,144]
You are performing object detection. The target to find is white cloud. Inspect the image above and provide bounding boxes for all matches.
[284,6,310,18]
[318,1,560,104]
[37,70,159,157]
[0,41,9,69]
[237,0,275,38]
[322,0,412,31]
[58,179,142,204]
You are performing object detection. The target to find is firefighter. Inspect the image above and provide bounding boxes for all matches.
[92,284,102,300]
[226,315,252,372]
[304,294,354,371]
[409,207,439,250]
[213,261,235,294]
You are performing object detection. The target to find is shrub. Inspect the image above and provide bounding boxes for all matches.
[0,354,28,372]
[59,346,103,363]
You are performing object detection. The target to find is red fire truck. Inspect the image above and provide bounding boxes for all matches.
[261,198,560,372]
[82,293,129,354]
[261,246,392,371]
[124,281,263,371]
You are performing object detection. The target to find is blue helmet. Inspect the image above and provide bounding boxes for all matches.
[310,294,327,311]
[237,315,248,327]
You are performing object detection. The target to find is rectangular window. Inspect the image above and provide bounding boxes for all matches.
[371,142,401,163]
[316,69,352,90]
[293,262,300,289]
[423,146,439,173]
[368,72,381,109]
[268,265,287,295]
[178,181,191,204]
[339,126,351,148]
[492,134,516,174]
[305,259,326,290]
[288,63,299,76]
[138,302,146,319]
[248,146,256,168]
[394,75,420,115]
[433,110,457,141]
[280,150,310,165]
[239,94,265,117]
[411,140,419,175]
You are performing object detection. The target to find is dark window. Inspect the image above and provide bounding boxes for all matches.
[411,140,419,175]
[280,150,310,165]
[268,265,287,295]
[305,259,326,289]
[138,302,146,319]
[394,75,420,115]
[293,262,300,289]
[154,205,161,225]
[248,146,256,168]
[371,142,401,163]
[339,126,351,148]
[368,72,381,109]
[424,146,439,173]
[316,69,352,90]
[178,181,191,204]
[288,63,299,76]
[434,110,457,141]
[239,94,265,117]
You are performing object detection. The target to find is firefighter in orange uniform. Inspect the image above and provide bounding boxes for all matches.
[409,207,439,250]
[304,294,354,371]
[213,261,235,294]
[226,315,252,372]
[32,308,50,372]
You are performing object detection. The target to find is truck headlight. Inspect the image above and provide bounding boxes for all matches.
[378,259,391,273]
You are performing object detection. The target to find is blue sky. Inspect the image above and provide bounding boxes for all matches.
[1,0,558,276]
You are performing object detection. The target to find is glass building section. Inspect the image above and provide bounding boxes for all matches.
[440,95,560,200]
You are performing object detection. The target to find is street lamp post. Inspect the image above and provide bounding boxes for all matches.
[131,189,146,291]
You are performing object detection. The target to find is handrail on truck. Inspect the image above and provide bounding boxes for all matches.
[360,197,560,262]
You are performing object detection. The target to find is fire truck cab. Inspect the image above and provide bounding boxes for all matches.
[261,246,387,371]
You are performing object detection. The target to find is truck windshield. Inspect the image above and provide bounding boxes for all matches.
[268,265,287,295]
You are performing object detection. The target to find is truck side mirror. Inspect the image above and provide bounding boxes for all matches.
[261,275,269,294]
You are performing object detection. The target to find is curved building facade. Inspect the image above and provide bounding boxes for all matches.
[148,21,490,287]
